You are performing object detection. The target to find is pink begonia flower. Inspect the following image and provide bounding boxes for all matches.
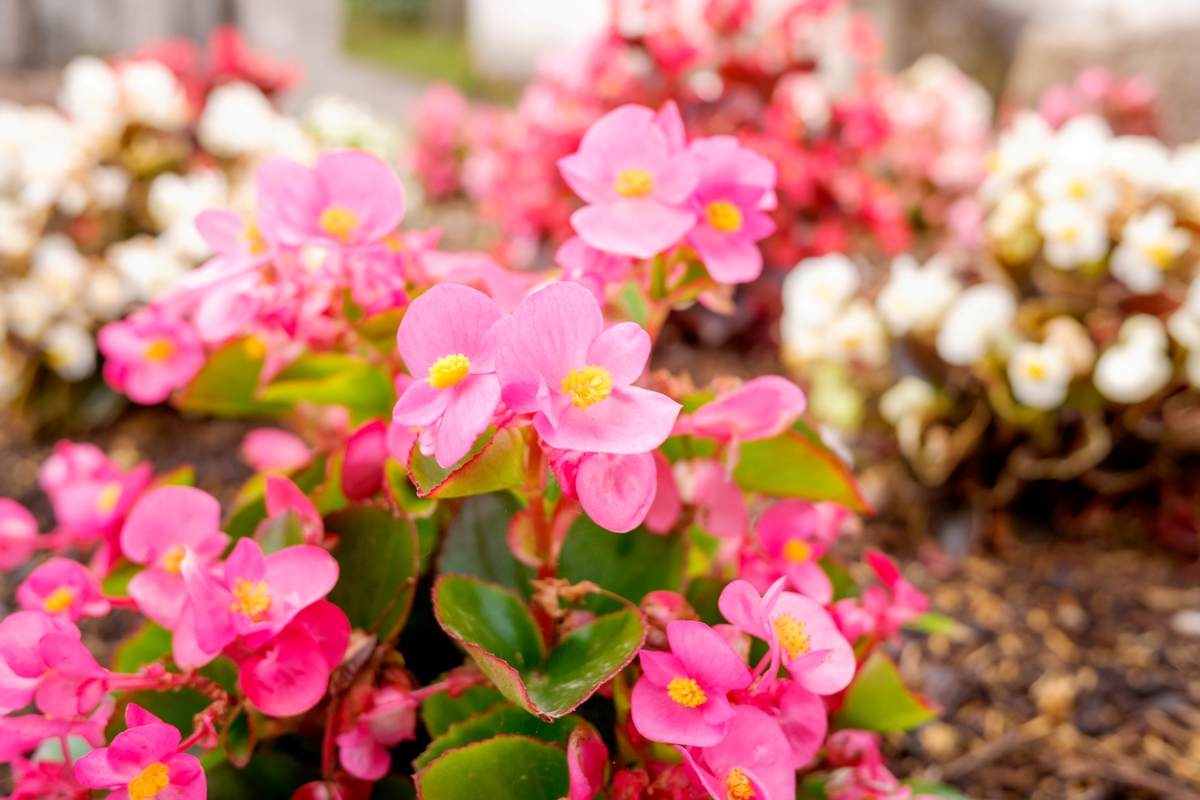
[684,137,778,284]
[826,760,934,800]
[832,551,928,644]
[6,757,87,800]
[16,558,110,621]
[98,311,206,405]
[550,449,657,533]
[556,236,634,304]
[495,282,681,454]
[676,459,746,540]
[416,250,537,314]
[644,452,682,534]
[826,730,885,769]
[240,428,313,473]
[678,705,796,800]
[393,284,504,469]
[630,620,752,747]
[336,685,419,780]
[0,700,111,760]
[38,441,153,552]
[0,611,108,718]
[237,599,349,717]
[342,419,389,500]
[0,498,39,572]
[567,726,609,800]
[121,486,229,632]
[729,679,827,769]
[674,376,806,444]
[256,149,405,250]
[740,500,849,604]
[0,611,77,714]
[559,104,699,258]
[718,579,855,695]
[75,703,205,800]
[264,475,324,544]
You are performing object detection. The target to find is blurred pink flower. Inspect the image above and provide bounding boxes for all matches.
[98,311,205,405]
[16,558,109,621]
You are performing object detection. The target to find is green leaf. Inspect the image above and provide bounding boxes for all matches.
[106,688,211,740]
[435,575,646,719]
[833,652,938,732]
[372,775,417,800]
[112,621,172,673]
[820,558,860,602]
[253,510,305,554]
[414,703,583,769]
[221,705,256,768]
[415,736,569,800]
[150,464,195,488]
[176,338,289,417]
[409,425,525,499]
[733,421,869,513]
[206,751,320,800]
[325,506,420,635]
[102,561,141,597]
[386,458,436,517]
[421,685,507,738]
[904,612,971,641]
[438,493,535,599]
[901,780,970,799]
[685,578,727,627]
[558,515,686,614]
[262,359,395,424]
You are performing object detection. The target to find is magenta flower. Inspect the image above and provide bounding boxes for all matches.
[740,500,849,604]
[556,236,633,303]
[256,149,405,250]
[678,458,747,540]
[75,703,205,800]
[38,441,152,554]
[677,705,796,800]
[0,611,107,718]
[264,475,324,545]
[241,428,313,473]
[558,104,699,258]
[675,376,806,444]
[832,551,928,644]
[683,136,778,284]
[121,486,229,632]
[567,726,609,800]
[550,449,657,533]
[393,284,504,468]
[16,558,109,621]
[644,451,682,534]
[718,580,855,695]
[336,685,418,780]
[0,704,109,761]
[729,679,827,769]
[98,311,205,405]
[6,758,86,800]
[495,282,681,454]
[342,419,389,500]
[630,620,752,747]
[0,498,39,572]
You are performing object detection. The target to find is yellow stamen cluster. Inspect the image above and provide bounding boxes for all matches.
[243,337,267,360]
[666,676,707,708]
[95,482,123,514]
[144,339,175,361]
[1024,362,1048,380]
[427,354,471,389]
[706,200,744,233]
[43,587,75,614]
[128,763,170,800]
[773,612,812,660]
[229,578,272,621]
[1146,241,1179,269]
[242,219,268,254]
[614,168,655,198]
[319,207,360,242]
[782,539,812,563]
[161,545,186,575]
[561,365,613,409]
[725,768,756,800]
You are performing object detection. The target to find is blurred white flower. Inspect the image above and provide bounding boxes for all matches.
[0,199,38,257]
[876,254,960,336]
[42,321,95,380]
[58,56,124,149]
[1107,136,1170,195]
[782,254,859,329]
[267,116,319,163]
[107,235,187,302]
[1037,201,1108,269]
[304,94,396,158]
[148,169,227,260]
[198,82,277,157]
[84,268,130,322]
[5,280,55,340]
[1093,314,1172,403]
[1043,316,1096,377]
[1034,117,1118,216]
[1110,205,1191,294]
[30,234,88,310]
[118,61,189,131]
[824,301,889,366]
[984,111,1052,190]
[1008,340,1071,410]
[88,166,131,209]
[880,375,938,426]
[936,283,1016,365]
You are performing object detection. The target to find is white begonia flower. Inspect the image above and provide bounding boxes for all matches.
[823,300,889,366]
[1033,115,1118,216]
[42,322,96,381]
[1167,279,1200,388]
[1110,205,1192,294]
[267,116,319,164]
[986,110,1052,183]
[1093,314,1173,403]
[880,375,938,426]
[5,280,55,341]
[107,235,187,302]
[88,166,131,209]
[0,102,28,191]
[1007,340,1072,410]
[148,169,227,260]
[118,61,189,131]
[1043,316,1096,377]
[1107,136,1171,195]
[1036,201,1109,269]
[936,283,1017,365]
[198,82,277,157]
[57,56,124,149]
[30,234,88,310]
[0,199,38,257]
[17,108,85,209]
[876,254,961,336]
[303,94,396,158]
[84,268,129,322]
[782,254,860,329]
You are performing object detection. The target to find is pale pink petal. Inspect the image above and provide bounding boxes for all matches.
[772,593,855,695]
[644,452,681,534]
[698,706,793,800]
[194,209,248,256]
[586,323,650,387]
[180,549,237,656]
[776,682,827,768]
[313,149,405,243]
[665,620,752,692]
[434,374,500,468]
[716,580,772,641]
[558,151,614,205]
[576,451,656,533]
[171,604,216,670]
[783,560,833,605]
[392,380,452,427]
[630,677,730,747]
[638,648,688,687]
[396,284,502,376]
[128,568,189,630]
[261,545,340,634]
[536,386,681,455]
[688,376,806,443]
[571,199,696,260]
[688,227,764,284]
[254,156,321,247]
[121,486,223,565]
[241,428,313,473]
[337,722,390,780]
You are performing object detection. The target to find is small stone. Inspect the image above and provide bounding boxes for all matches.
[1170,609,1200,638]
[919,722,960,760]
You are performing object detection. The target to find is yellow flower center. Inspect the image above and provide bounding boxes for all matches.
[561,365,614,409]
[773,612,811,661]
[614,168,655,199]
[229,578,272,621]
[782,539,812,563]
[242,219,268,254]
[160,545,185,575]
[243,337,266,360]
[43,587,75,614]
[1024,362,1047,380]
[725,768,756,800]
[427,354,471,389]
[1058,225,1079,244]
[128,762,170,800]
[319,207,360,243]
[1067,179,1090,201]
[1145,240,1178,270]
[95,482,122,514]
[666,676,707,708]
[706,200,744,233]
[144,339,175,361]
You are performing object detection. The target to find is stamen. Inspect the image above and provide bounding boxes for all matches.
[427,354,471,389]
[706,200,744,233]
[773,612,811,661]
[725,768,755,800]
[319,207,360,243]
[43,587,75,614]
[614,168,655,199]
[95,482,122,514]
[144,339,174,361]
[782,539,812,563]
[229,578,272,621]
[561,365,613,409]
[160,545,185,575]
[666,676,706,708]
[128,762,170,799]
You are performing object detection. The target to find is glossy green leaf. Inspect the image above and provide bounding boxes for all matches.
[438,493,534,598]
[102,561,141,597]
[106,688,210,740]
[176,338,289,417]
[435,576,544,671]
[261,360,395,424]
[206,751,319,800]
[221,705,256,768]
[112,621,172,673]
[529,608,644,717]
[558,515,686,614]
[150,464,195,488]
[386,458,437,517]
[821,558,860,602]
[904,612,971,640]
[733,421,869,513]
[415,736,569,800]
[901,780,970,799]
[409,426,525,499]
[833,652,938,732]
[326,506,420,635]
[421,685,507,738]
[414,703,583,769]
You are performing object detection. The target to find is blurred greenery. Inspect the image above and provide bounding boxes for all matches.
[344,1,476,91]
